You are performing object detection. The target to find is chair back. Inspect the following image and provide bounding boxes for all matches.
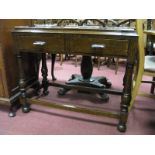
[129,19,146,110]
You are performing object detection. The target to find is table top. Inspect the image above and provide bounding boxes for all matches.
[12,25,138,37]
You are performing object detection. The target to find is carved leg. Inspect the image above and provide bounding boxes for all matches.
[33,54,41,95]
[17,52,31,113]
[123,70,127,87]
[51,54,56,81]
[41,53,49,95]
[117,63,134,132]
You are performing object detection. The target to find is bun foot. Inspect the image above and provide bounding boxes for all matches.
[43,90,49,96]
[9,111,16,117]
[99,93,109,102]
[9,101,21,117]
[22,105,31,113]
[58,88,70,96]
[117,123,126,132]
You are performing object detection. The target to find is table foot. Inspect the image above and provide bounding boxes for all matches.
[9,101,21,117]
[99,93,109,102]
[58,88,70,96]
[52,76,57,81]
[57,74,111,102]
[67,74,111,89]
[43,90,49,96]
[117,123,126,132]
[9,111,16,117]
[22,104,31,113]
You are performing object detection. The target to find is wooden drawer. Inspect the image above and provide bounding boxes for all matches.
[14,34,65,53]
[69,35,129,56]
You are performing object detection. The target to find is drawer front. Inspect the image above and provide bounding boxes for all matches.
[69,35,129,56]
[14,34,65,53]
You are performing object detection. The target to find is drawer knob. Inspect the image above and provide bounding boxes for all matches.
[91,44,105,49]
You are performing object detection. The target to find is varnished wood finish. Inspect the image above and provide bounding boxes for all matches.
[0,19,40,116]
[12,26,136,57]
[118,39,136,131]
[28,98,120,119]
[0,45,8,97]
[69,36,129,56]
[0,20,32,97]
[41,53,49,95]
[12,26,138,132]
[51,54,56,81]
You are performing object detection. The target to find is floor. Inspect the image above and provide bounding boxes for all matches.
[0,58,155,135]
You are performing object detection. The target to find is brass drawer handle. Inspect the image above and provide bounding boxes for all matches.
[33,41,46,46]
[91,44,105,49]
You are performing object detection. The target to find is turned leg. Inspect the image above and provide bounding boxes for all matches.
[117,62,134,132]
[123,71,127,87]
[17,52,31,113]
[51,54,56,81]
[41,53,49,95]
[81,56,93,80]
